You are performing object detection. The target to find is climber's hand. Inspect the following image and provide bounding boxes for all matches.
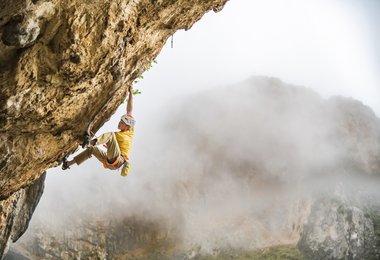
[89,138,97,146]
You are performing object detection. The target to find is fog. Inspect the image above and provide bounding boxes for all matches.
[136,0,380,117]
[22,77,380,252]
[17,0,380,254]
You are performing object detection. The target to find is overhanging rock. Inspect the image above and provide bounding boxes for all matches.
[0,0,228,257]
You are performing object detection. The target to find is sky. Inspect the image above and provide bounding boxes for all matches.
[43,0,380,200]
[129,0,379,119]
[18,0,380,252]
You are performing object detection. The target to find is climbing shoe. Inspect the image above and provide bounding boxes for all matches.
[81,132,91,148]
[62,156,70,170]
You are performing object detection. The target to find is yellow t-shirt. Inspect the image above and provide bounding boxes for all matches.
[115,128,134,159]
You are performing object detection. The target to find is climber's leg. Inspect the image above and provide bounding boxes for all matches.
[95,132,121,163]
[73,146,107,165]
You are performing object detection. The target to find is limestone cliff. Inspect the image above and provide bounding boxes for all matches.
[0,174,45,258]
[0,0,227,257]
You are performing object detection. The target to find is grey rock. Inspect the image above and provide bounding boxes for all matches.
[298,198,377,259]
[2,15,40,48]
[3,249,29,260]
[13,216,179,259]
[0,173,45,259]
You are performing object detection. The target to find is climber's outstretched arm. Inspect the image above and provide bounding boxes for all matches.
[127,86,133,117]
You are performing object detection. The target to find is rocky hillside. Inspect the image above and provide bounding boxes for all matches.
[9,77,380,259]
[0,0,227,257]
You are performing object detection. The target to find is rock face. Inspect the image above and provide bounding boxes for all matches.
[0,0,227,257]
[13,217,180,259]
[298,198,378,259]
[0,174,45,258]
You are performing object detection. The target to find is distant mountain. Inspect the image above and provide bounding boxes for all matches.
[11,77,380,259]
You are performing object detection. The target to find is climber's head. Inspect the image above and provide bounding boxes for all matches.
[119,114,135,131]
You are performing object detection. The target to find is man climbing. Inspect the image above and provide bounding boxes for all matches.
[62,86,135,177]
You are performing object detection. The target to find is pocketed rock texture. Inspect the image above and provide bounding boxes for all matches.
[0,0,227,257]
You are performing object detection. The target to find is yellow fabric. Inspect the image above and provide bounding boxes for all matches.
[115,128,134,159]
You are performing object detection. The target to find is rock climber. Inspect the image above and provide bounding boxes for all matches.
[62,86,135,176]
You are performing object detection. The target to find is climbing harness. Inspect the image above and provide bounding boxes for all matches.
[103,156,130,177]
[103,156,126,170]
[85,131,134,176]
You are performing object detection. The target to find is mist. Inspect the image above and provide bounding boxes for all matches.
[139,0,380,118]
[12,0,380,255]
[18,76,380,254]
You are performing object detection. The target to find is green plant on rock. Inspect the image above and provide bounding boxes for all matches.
[132,60,158,95]
[132,89,141,95]
[133,60,158,86]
